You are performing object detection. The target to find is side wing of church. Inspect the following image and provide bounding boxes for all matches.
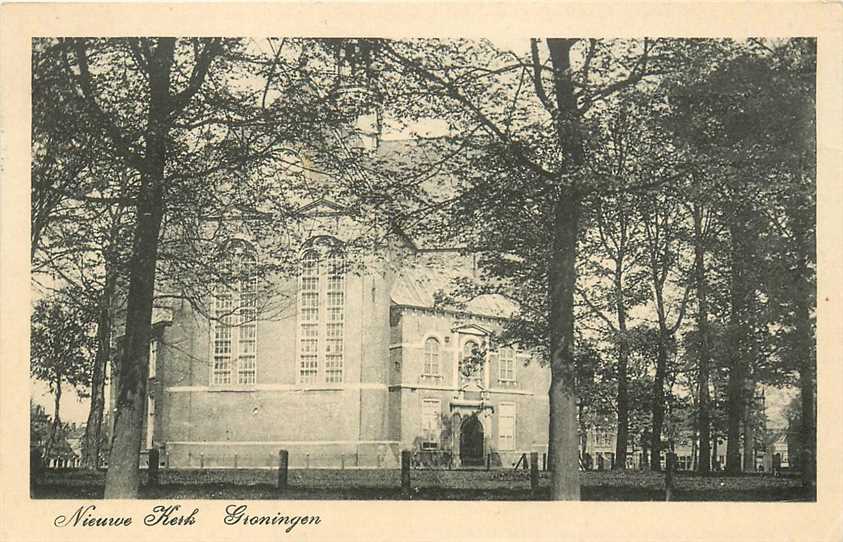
[133,200,550,470]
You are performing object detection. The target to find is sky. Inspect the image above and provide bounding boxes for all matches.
[32,380,92,423]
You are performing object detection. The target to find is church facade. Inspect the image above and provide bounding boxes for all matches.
[136,200,550,470]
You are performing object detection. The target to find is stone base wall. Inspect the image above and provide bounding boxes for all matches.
[159,441,401,469]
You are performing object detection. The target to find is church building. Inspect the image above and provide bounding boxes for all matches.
[127,140,551,471]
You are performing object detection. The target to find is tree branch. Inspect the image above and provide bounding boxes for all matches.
[578,38,656,114]
[380,41,557,183]
[576,287,618,332]
[169,38,222,116]
[529,38,555,113]
[65,39,146,172]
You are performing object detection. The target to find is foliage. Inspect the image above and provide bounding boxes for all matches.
[30,289,95,395]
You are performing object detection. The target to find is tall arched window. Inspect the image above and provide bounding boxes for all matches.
[237,248,258,384]
[212,240,258,385]
[423,337,440,375]
[299,249,320,383]
[298,239,345,383]
[324,248,345,383]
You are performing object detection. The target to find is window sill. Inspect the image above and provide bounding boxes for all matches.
[299,385,345,391]
[208,385,257,393]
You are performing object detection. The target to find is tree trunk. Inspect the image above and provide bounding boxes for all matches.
[578,403,588,466]
[45,376,63,461]
[711,429,719,470]
[650,334,667,472]
[798,344,815,487]
[547,192,581,500]
[726,218,749,474]
[742,387,755,473]
[790,203,815,488]
[544,38,584,501]
[104,39,174,498]
[613,268,630,470]
[692,205,712,474]
[725,336,745,473]
[82,265,115,469]
[691,430,698,472]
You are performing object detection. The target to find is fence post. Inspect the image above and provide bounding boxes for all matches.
[306,453,310,469]
[665,452,675,502]
[148,448,160,487]
[200,453,204,469]
[530,451,539,493]
[277,450,289,492]
[486,453,491,471]
[234,453,238,469]
[341,454,345,470]
[401,450,411,496]
[542,453,547,472]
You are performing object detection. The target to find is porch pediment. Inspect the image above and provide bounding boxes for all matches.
[297,198,348,217]
[451,323,492,337]
[458,378,487,394]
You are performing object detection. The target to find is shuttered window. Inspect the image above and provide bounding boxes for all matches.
[498,402,516,450]
[421,399,441,449]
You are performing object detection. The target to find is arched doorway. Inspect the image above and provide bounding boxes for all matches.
[460,415,485,466]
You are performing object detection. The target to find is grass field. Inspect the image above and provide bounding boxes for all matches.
[31,468,814,501]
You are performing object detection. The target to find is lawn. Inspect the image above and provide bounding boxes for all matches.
[31,468,814,501]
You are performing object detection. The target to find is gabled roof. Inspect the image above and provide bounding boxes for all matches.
[390,260,518,319]
[307,136,465,249]
[296,198,348,217]
[451,323,493,336]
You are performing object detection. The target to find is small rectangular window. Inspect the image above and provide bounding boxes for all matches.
[421,399,441,450]
[498,402,516,451]
[148,339,158,379]
[145,397,155,450]
[498,347,515,382]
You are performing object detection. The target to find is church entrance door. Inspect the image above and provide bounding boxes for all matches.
[459,415,484,467]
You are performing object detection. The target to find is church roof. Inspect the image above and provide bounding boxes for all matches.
[390,261,518,319]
